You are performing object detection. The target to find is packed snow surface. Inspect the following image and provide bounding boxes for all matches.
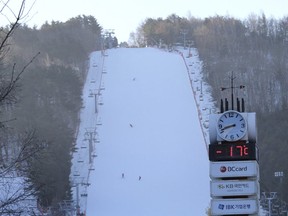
[71,47,213,216]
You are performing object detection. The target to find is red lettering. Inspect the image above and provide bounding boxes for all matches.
[236,145,243,156]
[244,145,248,156]
[230,146,233,157]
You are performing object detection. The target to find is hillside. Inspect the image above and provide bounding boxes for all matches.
[71,47,214,216]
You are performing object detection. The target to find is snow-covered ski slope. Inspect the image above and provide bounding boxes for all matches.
[72,47,215,216]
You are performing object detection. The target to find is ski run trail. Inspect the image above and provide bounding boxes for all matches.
[71,47,215,216]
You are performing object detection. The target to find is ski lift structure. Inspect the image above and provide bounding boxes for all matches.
[81,182,91,187]
[100,82,105,91]
[73,171,81,177]
[89,89,98,97]
[98,96,104,106]
[72,146,79,153]
[96,117,102,126]
[77,154,85,163]
[83,128,97,164]
[79,139,88,149]
[102,67,107,74]
[80,193,88,197]
[88,165,95,171]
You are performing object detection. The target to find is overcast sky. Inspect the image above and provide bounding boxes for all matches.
[6,0,288,42]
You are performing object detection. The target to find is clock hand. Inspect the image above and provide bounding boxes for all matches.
[221,124,236,131]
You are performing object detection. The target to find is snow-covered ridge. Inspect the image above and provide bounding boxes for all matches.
[176,47,217,149]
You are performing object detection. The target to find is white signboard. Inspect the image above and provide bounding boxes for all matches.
[211,180,259,197]
[210,161,259,178]
[211,198,258,215]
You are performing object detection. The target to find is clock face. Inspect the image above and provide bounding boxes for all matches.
[217,111,247,142]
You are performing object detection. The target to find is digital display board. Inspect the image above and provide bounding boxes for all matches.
[209,142,257,162]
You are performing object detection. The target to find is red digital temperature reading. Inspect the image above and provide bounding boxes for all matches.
[209,142,257,161]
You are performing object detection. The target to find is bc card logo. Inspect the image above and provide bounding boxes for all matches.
[220,165,248,173]
[220,166,227,173]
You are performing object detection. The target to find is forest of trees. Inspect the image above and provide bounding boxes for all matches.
[0,7,106,213]
[132,13,288,112]
[131,13,288,207]
[10,15,104,211]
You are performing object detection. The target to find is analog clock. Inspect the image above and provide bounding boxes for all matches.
[217,110,247,142]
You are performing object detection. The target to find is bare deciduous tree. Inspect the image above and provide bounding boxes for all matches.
[0,0,42,215]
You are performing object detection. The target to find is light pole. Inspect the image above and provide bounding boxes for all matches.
[275,171,284,214]
[186,40,193,57]
[263,192,277,216]
[180,29,188,49]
